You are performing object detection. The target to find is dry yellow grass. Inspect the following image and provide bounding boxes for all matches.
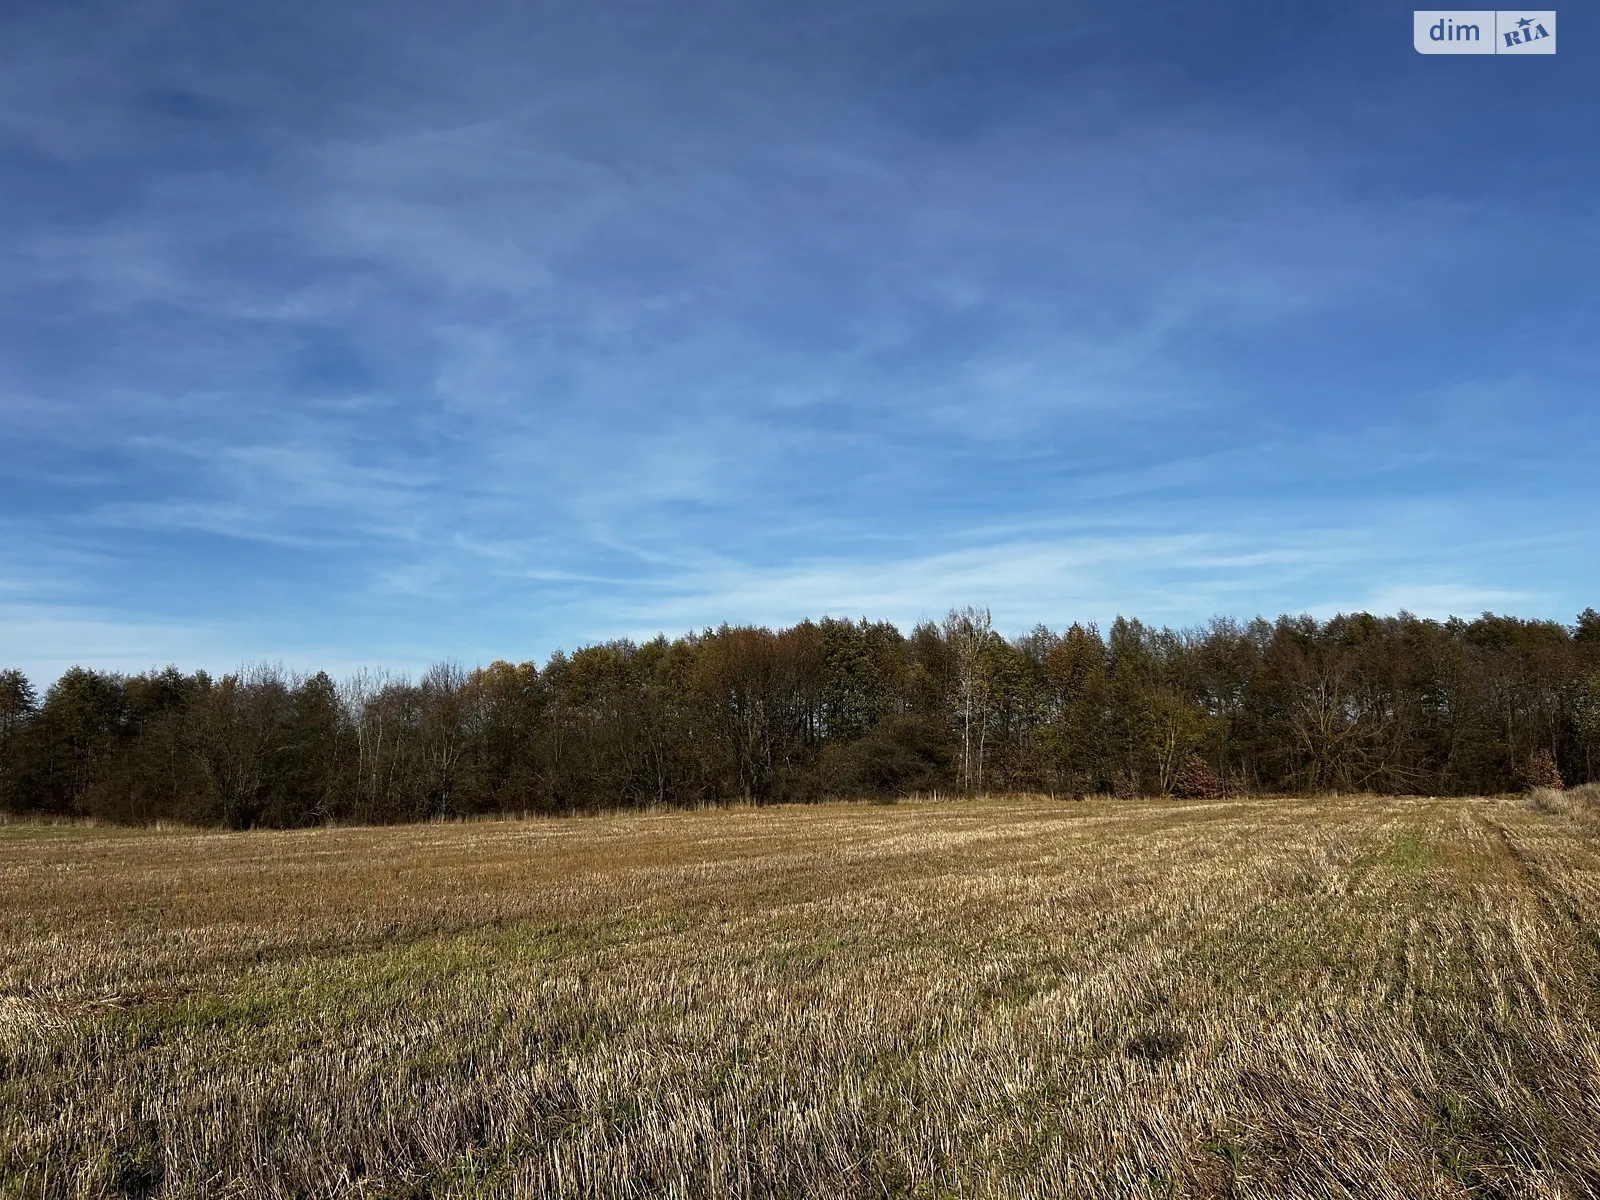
[4,792,1600,1198]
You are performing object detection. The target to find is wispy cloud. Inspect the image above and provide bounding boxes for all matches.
[1,0,1597,680]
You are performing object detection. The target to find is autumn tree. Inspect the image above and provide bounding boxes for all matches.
[6,606,1600,824]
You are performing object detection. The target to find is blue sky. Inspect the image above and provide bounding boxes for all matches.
[2,0,1596,683]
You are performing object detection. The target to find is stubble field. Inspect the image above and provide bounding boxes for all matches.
[3,790,1600,1199]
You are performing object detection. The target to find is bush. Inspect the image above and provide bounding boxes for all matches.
[1522,749,1565,792]
[1172,754,1221,800]
[1112,770,1142,800]
[820,716,952,799]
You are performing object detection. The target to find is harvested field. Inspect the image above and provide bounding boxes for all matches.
[4,792,1600,1198]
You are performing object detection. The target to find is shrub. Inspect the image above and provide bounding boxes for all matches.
[1172,754,1221,800]
[1522,749,1564,792]
[820,716,952,799]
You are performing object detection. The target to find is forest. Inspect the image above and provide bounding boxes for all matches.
[2,607,1598,827]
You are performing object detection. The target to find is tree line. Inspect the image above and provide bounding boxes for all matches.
[2,607,1598,827]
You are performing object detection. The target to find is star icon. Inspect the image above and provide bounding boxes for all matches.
[1517,16,1533,28]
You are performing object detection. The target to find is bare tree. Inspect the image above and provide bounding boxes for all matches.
[195,663,294,828]
[419,661,469,818]
[943,606,993,794]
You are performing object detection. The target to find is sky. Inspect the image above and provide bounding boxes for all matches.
[1,0,1597,684]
